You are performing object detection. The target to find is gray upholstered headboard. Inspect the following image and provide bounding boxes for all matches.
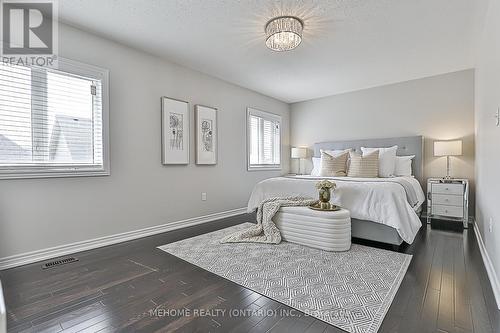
[314,136,424,185]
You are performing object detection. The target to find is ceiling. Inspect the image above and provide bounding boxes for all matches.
[58,0,489,103]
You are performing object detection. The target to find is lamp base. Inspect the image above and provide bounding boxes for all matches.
[445,155,452,179]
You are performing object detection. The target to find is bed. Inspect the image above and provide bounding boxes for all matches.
[247,136,425,246]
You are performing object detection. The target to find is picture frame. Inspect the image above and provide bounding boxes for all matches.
[161,97,190,164]
[195,105,218,165]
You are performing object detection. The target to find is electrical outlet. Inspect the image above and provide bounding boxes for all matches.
[489,217,493,233]
[201,192,207,201]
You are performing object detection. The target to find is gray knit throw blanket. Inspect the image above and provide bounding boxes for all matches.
[221,196,317,244]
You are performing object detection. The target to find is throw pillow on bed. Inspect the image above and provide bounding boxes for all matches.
[319,151,349,177]
[360,145,398,177]
[321,148,352,157]
[348,151,379,178]
[395,155,415,176]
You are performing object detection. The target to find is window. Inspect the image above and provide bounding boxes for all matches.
[247,107,281,170]
[0,58,109,179]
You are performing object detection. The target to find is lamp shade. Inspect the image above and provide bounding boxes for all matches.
[434,140,462,156]
[291,147,307,159]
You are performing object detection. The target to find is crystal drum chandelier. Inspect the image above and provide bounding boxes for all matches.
[265,16,303,52]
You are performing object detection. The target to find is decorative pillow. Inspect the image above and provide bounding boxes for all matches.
[360,145,398,177]
[311,157,321,176]
[321,148,352,157]
[319,151,349,177]
[320,149,352,171]
[348,151,379,178]
[395,155,415,177]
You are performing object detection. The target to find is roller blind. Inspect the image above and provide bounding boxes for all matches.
[0,61,106,177]
[248,108,281,170]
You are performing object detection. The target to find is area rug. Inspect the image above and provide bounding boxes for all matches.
[158,223,411,333]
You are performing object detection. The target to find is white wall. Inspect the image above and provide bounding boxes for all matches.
[475,0,500,305]
[0,24,290,259]
[290,70,475,212]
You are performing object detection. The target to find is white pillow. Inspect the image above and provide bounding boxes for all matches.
[361,145,398,177]
[395,155,415,177]
[311,157,321,176]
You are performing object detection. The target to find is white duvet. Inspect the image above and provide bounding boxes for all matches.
[247,176,425,244]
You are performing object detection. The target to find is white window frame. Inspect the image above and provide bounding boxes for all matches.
[0,58,110,179]
[246,107,282,171]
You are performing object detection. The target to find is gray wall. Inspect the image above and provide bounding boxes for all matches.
[0,24,290,259]
[290,70,475,211]
[475,0,500,300]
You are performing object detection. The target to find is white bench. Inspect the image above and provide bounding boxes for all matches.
[274,206,351,252]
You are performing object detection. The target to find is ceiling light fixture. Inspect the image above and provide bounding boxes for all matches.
[265,16,303,52]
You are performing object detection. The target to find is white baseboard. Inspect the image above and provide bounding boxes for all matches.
[473,221,500,309]
[0,207,247,270]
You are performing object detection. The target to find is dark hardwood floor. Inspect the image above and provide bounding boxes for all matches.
[1,214,499,333]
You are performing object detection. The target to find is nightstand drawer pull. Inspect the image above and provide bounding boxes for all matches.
[432,183,464,195]
[432,204,463,218]
[432,194,463,207]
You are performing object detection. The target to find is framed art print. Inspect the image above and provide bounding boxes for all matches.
[161,97,189,164]
[195,105,217,165]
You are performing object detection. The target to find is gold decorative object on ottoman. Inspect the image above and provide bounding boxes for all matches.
[313,180,337,210]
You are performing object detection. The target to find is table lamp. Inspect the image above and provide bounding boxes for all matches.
[291,147,307,175]
[434,140,462,179]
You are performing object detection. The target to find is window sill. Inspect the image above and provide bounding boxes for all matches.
[247,166,282,172]
[0,168,110,180]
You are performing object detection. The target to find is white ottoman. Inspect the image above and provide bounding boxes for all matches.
[274,206,351,251]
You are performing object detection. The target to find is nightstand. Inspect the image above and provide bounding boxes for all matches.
[426,178,469,228]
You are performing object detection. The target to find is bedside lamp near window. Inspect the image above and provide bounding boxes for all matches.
[434,140,463,179]
[291,147,307,175]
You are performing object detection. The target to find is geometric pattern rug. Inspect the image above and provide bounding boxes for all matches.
[158,223,412,333]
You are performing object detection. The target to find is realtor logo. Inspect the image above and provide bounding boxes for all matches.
[1,0,58,66]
